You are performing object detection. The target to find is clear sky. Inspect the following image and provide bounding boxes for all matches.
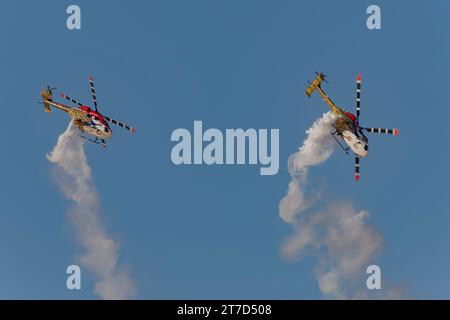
[0,0,449,299]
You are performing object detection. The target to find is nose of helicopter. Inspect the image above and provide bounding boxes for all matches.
[358,141,369,157]
[104,126,113,139]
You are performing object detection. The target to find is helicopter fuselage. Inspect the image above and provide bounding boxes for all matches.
[341,129,368,157]
[73,106,113,139]
[335,113,369,157]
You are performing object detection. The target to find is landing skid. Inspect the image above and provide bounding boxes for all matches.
[79,135,107,148]
[330,132,350,155]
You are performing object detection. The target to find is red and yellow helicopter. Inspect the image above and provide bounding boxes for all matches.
[306,72,399,181]
[40,77,135,147]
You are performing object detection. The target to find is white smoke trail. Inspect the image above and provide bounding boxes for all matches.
[279,112,394,299]
[47,122,136,299]
[280,112,337,225]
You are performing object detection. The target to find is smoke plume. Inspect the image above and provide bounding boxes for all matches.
[279,112,393,299]
[47,123,136,299]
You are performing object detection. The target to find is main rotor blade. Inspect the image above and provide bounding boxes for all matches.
[355,156,360,181]
[363,128,400,135]
[356,74,361,121]
[88,76,98,112]
[60,93,83,107]
[104,116,136,134]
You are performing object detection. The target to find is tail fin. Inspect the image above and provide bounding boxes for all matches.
[40,88,54,113]
[306,72,326,97]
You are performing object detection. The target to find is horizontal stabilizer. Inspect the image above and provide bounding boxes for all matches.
[306,72,327,97]
[40,88,54,113]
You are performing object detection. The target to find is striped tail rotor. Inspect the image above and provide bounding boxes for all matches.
[60,93,83,107]
[364,128,400,135]
[356,74,361,121]
[104,116,136,134]
[355,156,361,181]
[88,76,98,112]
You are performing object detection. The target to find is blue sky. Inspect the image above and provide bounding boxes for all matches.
[0,0,449,299]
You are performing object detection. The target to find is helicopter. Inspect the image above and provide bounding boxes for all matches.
[40,76,135,147]
[306,72,399,181]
